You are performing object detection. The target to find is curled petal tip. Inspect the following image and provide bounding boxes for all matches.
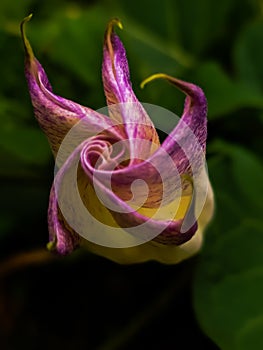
[107,18,123,32]
[105,18,123,43]
[22,13,33,23]
[140,73,205,104]
[140,73,168,89]
[114,18,123,30]
[105,18,123,76]
[20,13,34,59]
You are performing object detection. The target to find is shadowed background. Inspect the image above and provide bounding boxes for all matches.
[1,0,263,349]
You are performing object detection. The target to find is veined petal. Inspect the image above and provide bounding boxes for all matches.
[49,136,213,262]
[83,179,214,264]
[22,16,214,264]
[141,73,207,152]
[82,170,214,265]
[50,132,196,251]
[21,15,121,156]
[48,184,81,255]
[80,144,197,246]
[98,75,208,207]
[102,19,160,161]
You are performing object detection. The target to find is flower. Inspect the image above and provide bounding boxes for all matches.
[21,15,214,264]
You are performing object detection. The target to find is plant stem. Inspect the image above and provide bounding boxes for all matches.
[0,248,55,279]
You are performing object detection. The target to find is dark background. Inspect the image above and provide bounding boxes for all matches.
[1,0,263,349]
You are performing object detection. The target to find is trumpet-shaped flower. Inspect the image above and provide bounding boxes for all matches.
[21,15,214,264]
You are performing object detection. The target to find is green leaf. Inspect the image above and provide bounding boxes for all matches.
[194,139,263,348]
[28,6,109,86]
[0,97,51,166]
[0,127,50,165]
[0,0,34,24]
[109,0,194,67]
[234,20,263,93]
[194,221,263,349]
[113,0,236,56]
[209,140,263,213]
[191,62,263,118]
[236,314,263,350]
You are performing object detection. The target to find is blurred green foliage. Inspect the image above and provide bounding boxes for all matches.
[1,0,263,349]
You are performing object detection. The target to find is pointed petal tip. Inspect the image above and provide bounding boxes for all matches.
[46,240,56,252]
[105,18,123,46]
[20,13,34,59]
[21,13,33,24]
[104,18,124,78]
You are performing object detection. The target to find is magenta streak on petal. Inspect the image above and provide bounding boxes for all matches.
[47,141,86,254]
[22,17,209,252]
[102,30,160,161]
[25,58,125,156]
[85,78,207,209]
[163,78,207,153]
[50,134,197,250]
[48,184,81,255]
[80,142,198,245]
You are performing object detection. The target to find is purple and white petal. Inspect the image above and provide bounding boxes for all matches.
[102,20,160,161]
[21,15,214,263]
[48,184,81,255]
[21,16,122,156]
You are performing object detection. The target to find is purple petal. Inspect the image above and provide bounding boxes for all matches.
[96,76,208,208]
[21,16,120,156]
[48,184,81,255]
[52,132,197,249]
[102,20,160,161]
[21,16,213,259]
[80,143,198,245]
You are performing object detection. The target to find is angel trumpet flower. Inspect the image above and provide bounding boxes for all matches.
[21,15,214,264]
